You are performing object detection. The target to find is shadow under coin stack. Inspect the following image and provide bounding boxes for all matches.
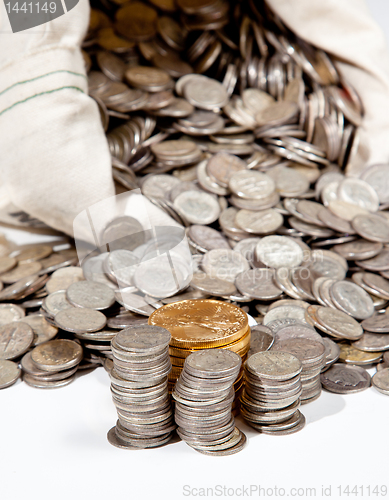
[22,339,83,388]
[241,352,305,435]
[272,338,326,404]
[107,325,176,449]
[173,349,246,455]
[148,299,250,414]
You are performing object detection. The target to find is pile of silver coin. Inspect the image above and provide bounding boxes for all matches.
[108,325,175,449]
[173,349,246,455]
[241,351,305,435]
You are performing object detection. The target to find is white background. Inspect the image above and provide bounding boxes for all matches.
[2,1,389,499]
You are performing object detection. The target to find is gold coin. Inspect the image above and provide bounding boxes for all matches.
[149,299,248,348]
[339,343,383,365]
[168,327,250,358]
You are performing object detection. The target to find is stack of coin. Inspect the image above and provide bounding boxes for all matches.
[173,349,246,455]
[240,351,305,435]
[21,339,83,389]
[148,299,250,400]
[272,338,326,403]
[107,325,176,449]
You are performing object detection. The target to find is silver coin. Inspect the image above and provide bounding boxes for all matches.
[320,363,370,394]
[315,306,363,340]
[0,359,21,389]
[55,308,107,333]
[46,267,84,294]
[0,303,25,325]
[371,368,389,396]
[182,75,228,110]
[114,325,171,352]
[188,225,230,251]
[190,272,236,296]
[0,322,34,360]
[321,337,340,371]
[235,268,282,300]
[66,281,116,310]
[247,325,274,357]
[133,259,187,298]
[201,249,250,283]
[42,290,73,317]
[337,178,379,213]
[246,351,302,380]
[101,216,146,251]
[235,208,283,235]
[229,170,275,199]
[352,213,389,243]
[115,289,155,316]
[360,163,389,204]
[21,314,58,346]
[330,280,374,320]
[352,333,389,352]
[333,239,383,260]
[255,236,304,269]
[185,349,241,378]
[274,324,324,348]
[23,373,76,389]
[173,190,220,225]
[263,304,308,326]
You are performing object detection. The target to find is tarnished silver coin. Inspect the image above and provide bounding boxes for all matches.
[66,281,116,310]
[0,322,34,360]
[247,325,274,357]
[0,359,21,389]
[320,363,371,394]
[31,339,83,372]
[372,368,389,396]
[54,308,107,333]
